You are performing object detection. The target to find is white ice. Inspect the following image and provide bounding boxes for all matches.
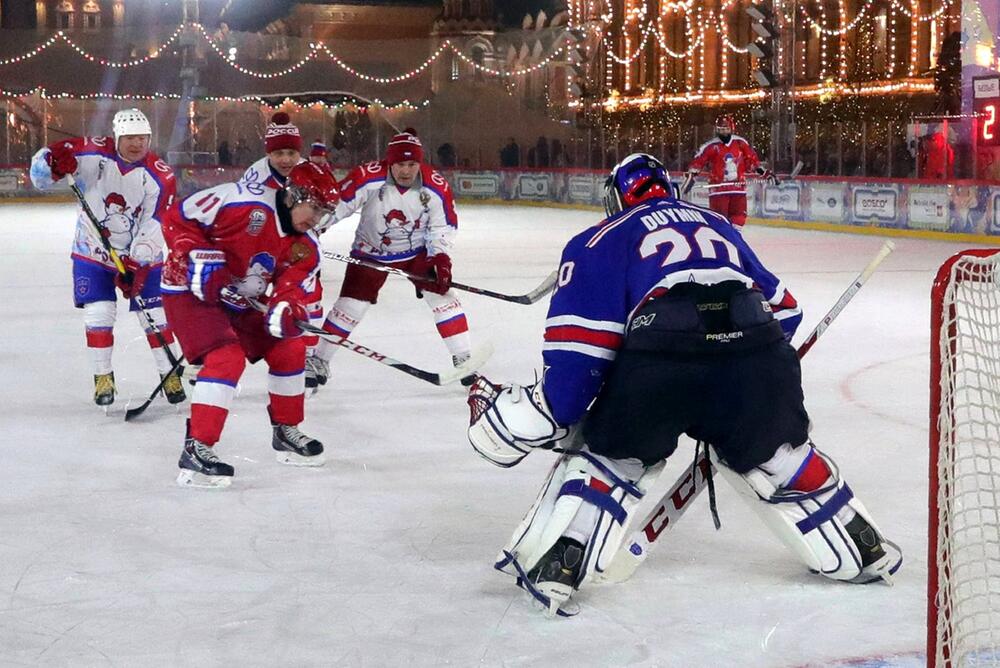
[0,202,981,667]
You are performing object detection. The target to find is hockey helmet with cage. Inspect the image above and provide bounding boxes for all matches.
[603,153,673,218]
[715,114,736,140]
[284,162,341,213]
[113,109,152,142]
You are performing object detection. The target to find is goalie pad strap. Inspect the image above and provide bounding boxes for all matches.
[559,479,627,525]
[794,482,854,534]
[579,451,644,499]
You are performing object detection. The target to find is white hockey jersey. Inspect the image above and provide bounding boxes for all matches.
[328,160,458,262]
[30,136,175,269]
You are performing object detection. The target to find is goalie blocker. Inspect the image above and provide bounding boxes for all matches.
[465,153,900,617]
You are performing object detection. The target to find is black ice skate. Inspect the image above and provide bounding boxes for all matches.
[844,514,902,585]
[161,368,187,404]
[526,536,585,617]
[453,354,476,387]
[93,372,116,407]
[272,420,325,466]
[304,355,330,392]
[177,427,234,489]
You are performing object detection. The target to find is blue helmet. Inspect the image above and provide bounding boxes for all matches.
[602,153,673,217]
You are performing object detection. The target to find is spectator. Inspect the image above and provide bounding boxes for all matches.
[535,136,550,168]
[217,140,231,166]
[500,137,520,167]
[919,128,954,180]
[551,139,566,167]
[437,142,457,168]
[233,138,252,166]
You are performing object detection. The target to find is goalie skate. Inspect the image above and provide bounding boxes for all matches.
[272,423,326,466]
[525,537,584,618]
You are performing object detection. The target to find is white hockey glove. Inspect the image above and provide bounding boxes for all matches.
[467,376,569,468]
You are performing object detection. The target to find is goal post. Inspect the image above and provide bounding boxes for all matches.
[928,248,1000,668]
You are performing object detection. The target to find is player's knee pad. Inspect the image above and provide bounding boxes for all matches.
[495,450,662,607]
[323,297,370,334]
[83,301,116,329]
[467,378,569,467]
[718,442,901,583]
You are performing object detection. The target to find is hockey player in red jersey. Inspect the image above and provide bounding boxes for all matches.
[161,162,339,488]
[29,108,185,407]
[682,115,777,228]
[309,130,474,390]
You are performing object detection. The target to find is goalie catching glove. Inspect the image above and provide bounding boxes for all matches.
[467,376,570,467]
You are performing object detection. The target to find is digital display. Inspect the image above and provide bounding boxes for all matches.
[974,76,1000,147]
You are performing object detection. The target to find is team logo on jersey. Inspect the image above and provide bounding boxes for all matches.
[288,241,313,264]
[378,209,417,250]
[238,253,276,298]
[247,208,267,236]
[100,192,137,250]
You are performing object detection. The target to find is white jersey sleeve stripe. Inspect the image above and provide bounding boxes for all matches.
[545,315,626,333]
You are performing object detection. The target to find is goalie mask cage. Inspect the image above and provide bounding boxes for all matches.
[928,248,1000,668]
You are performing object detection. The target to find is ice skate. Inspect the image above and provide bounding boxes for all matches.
[526,536,584,617]
[844,514,902,585]
[177,433,234,489]
[93,372,115,407]
[453,353,476,387]
[304,355,329,393]
[272,422,326,466]
[161,368,187,405]
[183,363,202,386]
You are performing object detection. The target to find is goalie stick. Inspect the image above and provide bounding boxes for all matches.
[249,298,493,385]
[322,250,557,305]
[598,238,897,583]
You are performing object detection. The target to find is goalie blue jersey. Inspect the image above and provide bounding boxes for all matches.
[542,197,802,427]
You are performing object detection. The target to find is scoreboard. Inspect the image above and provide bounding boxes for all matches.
[974,75,1000,147]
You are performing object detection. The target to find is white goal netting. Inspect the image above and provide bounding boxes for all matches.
[931,250,1000,668]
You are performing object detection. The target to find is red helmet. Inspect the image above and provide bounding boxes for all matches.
[716,115,736,134]
[285,162,340,213]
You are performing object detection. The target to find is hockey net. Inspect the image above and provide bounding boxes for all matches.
[928,249,1000,668]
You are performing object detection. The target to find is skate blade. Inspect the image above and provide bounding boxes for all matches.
[275,451,326,467]
[176,469,233,489]
[533,582,578,618]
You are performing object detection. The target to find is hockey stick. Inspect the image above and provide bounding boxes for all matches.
[249,298,493,386]
[598,239,897,583]
[124,353,186,422]
[694,162,804,191]
[66,174,183,370]
[322,250,557,305]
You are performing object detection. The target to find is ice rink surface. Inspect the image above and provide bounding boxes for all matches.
[0,202,984,667]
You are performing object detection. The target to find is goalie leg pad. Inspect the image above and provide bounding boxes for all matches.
[495,450,662,615]
[717,443,901,583]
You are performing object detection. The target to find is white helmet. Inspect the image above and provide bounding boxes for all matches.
[112,108,151,142]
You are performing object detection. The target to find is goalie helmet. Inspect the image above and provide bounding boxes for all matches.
[715,114,735,141]
[112,108,151,142]
[603,153,672,218]
[285,162,340,213]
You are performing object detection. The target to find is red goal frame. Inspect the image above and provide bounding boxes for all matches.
[927,248,1000,668]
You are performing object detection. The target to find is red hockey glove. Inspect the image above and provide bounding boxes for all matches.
[114,255,152,299]
[427,253,453,295]
[266,299,308,338]
[187,248,231,304]
[756,166,780,186]
[47,142,78,180]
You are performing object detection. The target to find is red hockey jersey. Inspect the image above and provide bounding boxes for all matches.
[689,136,762,197]
[160,182,319,305]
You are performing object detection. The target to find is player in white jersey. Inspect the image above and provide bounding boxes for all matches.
[30,109,185,407]
[310,130,474,390]
[238,112,328,385]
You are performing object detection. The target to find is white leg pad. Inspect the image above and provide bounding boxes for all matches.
[495,449,663,613]
[715,446,896,582]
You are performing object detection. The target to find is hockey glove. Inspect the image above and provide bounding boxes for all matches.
[114,255,153,299]
[47,142,78,180]
[680,170,697,196]
[266,299,308,338]
[757,166,780,186]
[467,376,569,468]
[187,248,231,304]
[218,285,250,313]
[428,253,453,295]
